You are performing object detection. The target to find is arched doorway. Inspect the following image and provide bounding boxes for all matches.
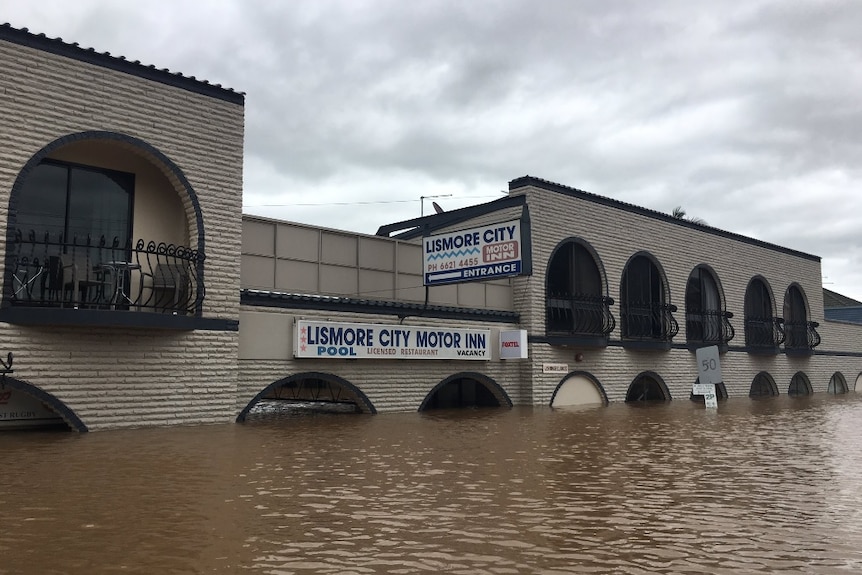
[828,372,848,394]
[0,378,86,431]
[236,372,376,422]
[625,372,671,402]
[749,372,778,397]
[788,372,812,397]
[419,373,511,411]
[550,372,607,407]
[4,131,205,315]
[620,253,677,343]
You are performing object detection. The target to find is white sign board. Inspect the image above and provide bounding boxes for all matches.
[423,219,523,286]
[695,345,723,386]
[694,345,722,409]
[295,320,491,360]
[692,383,719,409]
[542,363,569,374]
[500,330,528,359]
[692,383,715,396]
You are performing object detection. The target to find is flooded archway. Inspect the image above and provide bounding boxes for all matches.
[419,373,511,411]
[0,378,86,431]
[625,372,670,403]
[828,372,848,394]
[788,371,812,397]
[750,372,778,398]
[551,372,607,407]
[237,372,376,422]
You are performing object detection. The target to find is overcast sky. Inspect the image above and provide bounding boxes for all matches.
[4,1,862,299]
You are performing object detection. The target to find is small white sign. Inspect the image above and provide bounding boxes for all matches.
[695,345,723,386]
[542,363,569,374]
[500,330,528,359]
[692,383,714,396]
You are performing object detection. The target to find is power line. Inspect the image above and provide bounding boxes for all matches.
[242,194,504,209]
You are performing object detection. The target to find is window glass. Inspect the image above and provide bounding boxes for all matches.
[15,161,133,247]
[17,163,68,239]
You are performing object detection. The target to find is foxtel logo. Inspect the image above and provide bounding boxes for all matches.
[502,341,520,348]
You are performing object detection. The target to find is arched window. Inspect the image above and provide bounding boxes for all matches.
[744,277,781,350]
[828,372,848,394]
[625,372,670,402]
[545,239,614,339]
[620,254,677,342]
[749,372,778,397]
[783,285,820,353]
[788,371,812,396]
[685,266,733,347]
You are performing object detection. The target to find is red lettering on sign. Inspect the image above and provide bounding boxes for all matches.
[483,241,518,262]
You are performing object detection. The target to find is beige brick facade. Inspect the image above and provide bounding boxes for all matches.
[1,28,244,430]
[512,181,862,403]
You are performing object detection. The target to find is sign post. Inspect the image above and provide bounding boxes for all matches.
[694,345,722,409]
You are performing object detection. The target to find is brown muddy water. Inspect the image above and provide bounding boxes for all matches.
[2,394,862,574]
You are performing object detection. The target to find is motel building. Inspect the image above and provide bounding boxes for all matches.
[2,24,862,431]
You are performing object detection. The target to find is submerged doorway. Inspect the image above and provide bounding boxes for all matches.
[625,372,670,402]
[419,373,511,411]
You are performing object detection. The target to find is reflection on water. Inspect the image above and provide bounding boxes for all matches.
[3,395,862,573]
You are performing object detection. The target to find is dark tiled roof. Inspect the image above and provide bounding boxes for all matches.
[0,23,244,105]
[509,176,821,263]
[376,194,527,239]
[240,289,519,323]
[823,288,862,308]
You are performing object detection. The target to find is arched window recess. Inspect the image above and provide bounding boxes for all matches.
[620,253,678,350]
[783,284,820,356]
[743,276,785,355]
[685,265,734,352]
[544,239,615,347]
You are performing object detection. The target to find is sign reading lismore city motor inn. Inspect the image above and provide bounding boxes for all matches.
[423,219,523,286]
[295,320,491,360]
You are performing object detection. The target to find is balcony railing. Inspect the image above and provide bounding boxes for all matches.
[620,301,679,341]
[744,316,785,349]
[6,230,203,315]
[685,309,735,345]
[546,293,616,336]
[783,320,821,352]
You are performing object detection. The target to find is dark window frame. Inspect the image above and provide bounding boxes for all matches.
[743,276,782,352]
[545,238,614,340]
[685,265,731,347]
[619,253,677,343]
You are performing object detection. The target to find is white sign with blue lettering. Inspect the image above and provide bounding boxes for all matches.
[423,219,523,286]
[295,320,491,360]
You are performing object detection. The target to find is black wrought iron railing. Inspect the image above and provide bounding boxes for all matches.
[783,320,821,351]
[546,293,616,336]
[620,301,679,341]
[685,309,735,345]
[744,316,785,348]
[6,230,203,315]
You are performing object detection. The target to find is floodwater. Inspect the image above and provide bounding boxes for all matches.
[3,394,862,574]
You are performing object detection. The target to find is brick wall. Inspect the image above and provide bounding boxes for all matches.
[516,184,862,402]
[0,36,244,429]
